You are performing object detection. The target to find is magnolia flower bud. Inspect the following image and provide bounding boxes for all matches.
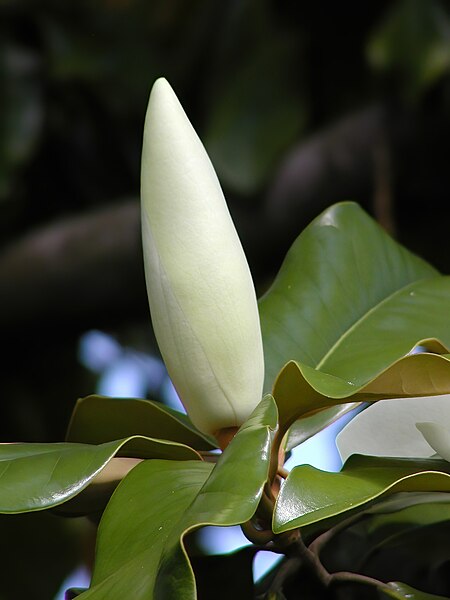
[140,78,264,438]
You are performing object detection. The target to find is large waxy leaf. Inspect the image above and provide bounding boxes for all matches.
[77,395,277,600]
[66,394,216,450]
[360,503,450,566]
[0,436,200,513]
[380,582,450,599]
[273,455,450,533]
[284,402,360,451]
[259,203,450,438]
[275,353,450,436]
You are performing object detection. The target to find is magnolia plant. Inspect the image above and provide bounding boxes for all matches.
[3,79,450,600]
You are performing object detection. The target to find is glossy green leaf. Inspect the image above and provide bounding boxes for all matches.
[0,436,200,513]
[380,582,450,599]
[274,353,450,442]
[273,455,450,533]
[77,395,277,600]
[284,403,360,451]
[366,491,450,516]
[259,203,450,437]
[66,394,216,450]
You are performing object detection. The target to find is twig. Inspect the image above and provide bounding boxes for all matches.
[264,531,392,597]
[241,520,274,545]
[277,466,289,479]
[329,571,390,591]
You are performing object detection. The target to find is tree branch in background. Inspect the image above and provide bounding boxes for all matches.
[0,102,435,332]
[0,200,144,332]
[263,105,389,242]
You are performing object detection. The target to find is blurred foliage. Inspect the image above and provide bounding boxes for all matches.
[1,0,447,238]
[368,0,450,101]
[0,511,90,600]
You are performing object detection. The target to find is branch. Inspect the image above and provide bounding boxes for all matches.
[263,105,389,243]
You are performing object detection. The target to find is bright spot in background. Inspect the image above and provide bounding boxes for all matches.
[78,329,184,411]
[68,330,362,597]
[284,408,361,473]
[54,565,90,600]
[198,526,283,582]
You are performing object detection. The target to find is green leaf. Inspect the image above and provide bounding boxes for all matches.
[380,582,450,599]
[284,403,360,452]
[77,395,277,600]
[259,203,450,436]
[366,491,450,517]
[66,394,216,450]
[275,351,450,444]
[360,503,450,568]
[0,436,200,513]
[273,455,450,533]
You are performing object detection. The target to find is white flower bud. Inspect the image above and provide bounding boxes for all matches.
[140,78,264,438]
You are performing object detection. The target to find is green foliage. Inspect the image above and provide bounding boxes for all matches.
[273,456,450,532]
[4,203,450,598]
[76,396,276,599]
[259,202,450,447]
[380,583,450,599]
[0,436,200,513]
[67,395,216,450]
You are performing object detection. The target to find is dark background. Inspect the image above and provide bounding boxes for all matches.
[0,0,449,597]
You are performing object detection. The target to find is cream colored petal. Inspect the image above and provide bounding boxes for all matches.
[416,421,450,462]
[336,395,450,462]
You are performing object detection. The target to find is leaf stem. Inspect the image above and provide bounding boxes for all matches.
[329,571,390,591]
[241,520,274,545]
[277,466,289,479]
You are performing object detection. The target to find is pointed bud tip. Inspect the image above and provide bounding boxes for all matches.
[151,76,171,95]
[148,77,179,112]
